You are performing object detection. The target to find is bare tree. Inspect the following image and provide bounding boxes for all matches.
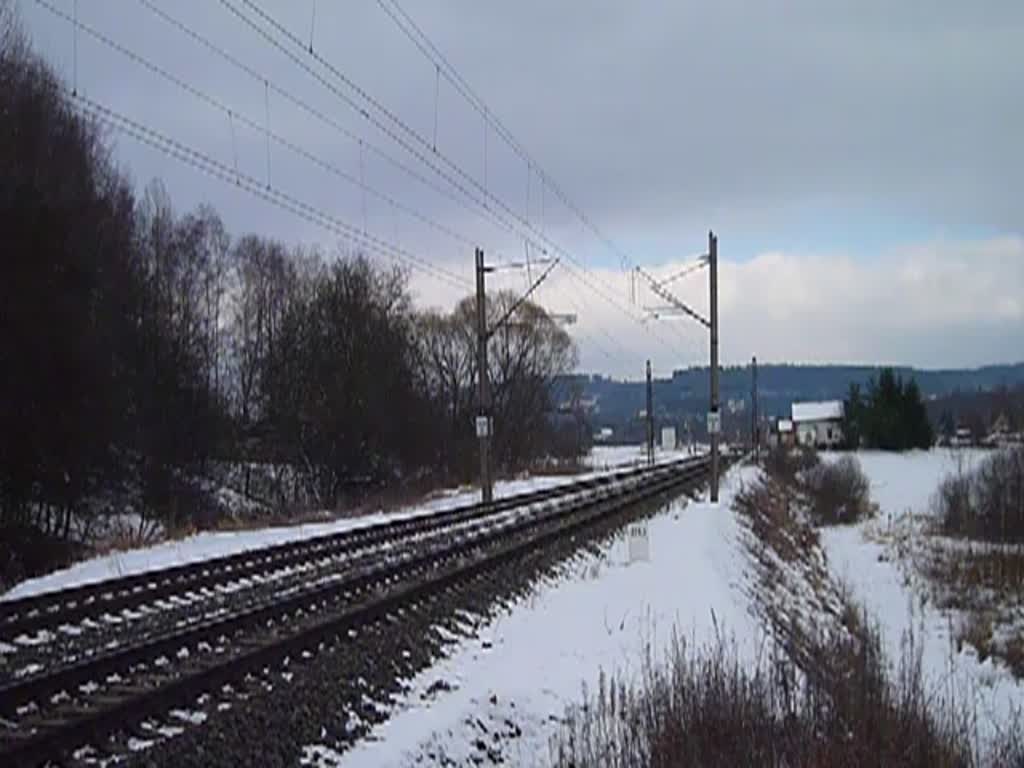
[416,310,475,476]
[417,292,578,477]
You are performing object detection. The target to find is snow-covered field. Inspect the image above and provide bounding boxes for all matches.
[2,445,669,602]
[822,450,1024,751]
[314,466,762,767]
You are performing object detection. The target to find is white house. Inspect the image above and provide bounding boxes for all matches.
[791,400,844,448]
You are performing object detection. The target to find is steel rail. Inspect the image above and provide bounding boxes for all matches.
[0,459,710,767]
[0,458,702,640]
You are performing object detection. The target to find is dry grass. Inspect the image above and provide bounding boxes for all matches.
[1005,636,1024,679]
[760,447,874,527]
[735,478,818,565]
[552,462,1024,767]
[551,615,984,768]
[916,541,1024,679]
[912,447,1024,680]
[958,611,996,662]
[802,455,875,525]
[936,446,1024,543]
[763,444,820,484]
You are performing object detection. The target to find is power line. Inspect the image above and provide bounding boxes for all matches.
[370,0,707,365]
[92,0,655,368]
[133,0,522,265]
[97,0,682,367]
[37,0,488,265]
[218,0,531,242]
[375,0,639,271]
[74,94,471,290]
[145,0,659,348]
[559,260,691,362]
[218,0,673,347]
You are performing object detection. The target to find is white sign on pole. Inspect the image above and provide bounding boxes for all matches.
[707,410,721,435]
[475,416,491,437]
[628,522,650,563]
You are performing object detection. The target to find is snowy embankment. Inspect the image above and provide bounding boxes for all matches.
[822,450,1024,751]
[1,445,679,602]
[320,466,762,767]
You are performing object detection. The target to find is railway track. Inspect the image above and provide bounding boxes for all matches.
[0,456,710,767]
[0,460,679,645]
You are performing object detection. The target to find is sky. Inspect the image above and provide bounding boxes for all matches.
[15,0,1024,379]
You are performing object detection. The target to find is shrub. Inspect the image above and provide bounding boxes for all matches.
[803,456,873,525]
[763,445,819,483]
[551,614,988,768]
[937,446,1024,542]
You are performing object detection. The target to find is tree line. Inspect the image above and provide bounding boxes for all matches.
[842,368,933,451]
[0,9,578,548]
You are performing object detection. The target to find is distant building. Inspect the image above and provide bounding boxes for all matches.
[792,400,844,449]
[983,414,1023,447]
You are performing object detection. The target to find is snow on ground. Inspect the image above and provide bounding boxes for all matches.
[823,448,990,519]
[584,443,706,470]
[2,446,681,602]
[314,466,762,768]
[822,449,1024,752]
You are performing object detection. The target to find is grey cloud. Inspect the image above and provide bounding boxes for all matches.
[18,0,1024,375]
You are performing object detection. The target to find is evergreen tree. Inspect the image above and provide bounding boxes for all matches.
[938,410,956,442]
[860,368,933,451]
[842,382,864,449]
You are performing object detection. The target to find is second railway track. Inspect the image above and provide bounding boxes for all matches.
[0,456,713,767]
[0,460,680,645]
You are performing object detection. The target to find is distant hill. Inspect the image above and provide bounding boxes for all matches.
[555,362,1024,443]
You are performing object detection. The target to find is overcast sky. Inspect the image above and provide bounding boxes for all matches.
[18,0,1024,379]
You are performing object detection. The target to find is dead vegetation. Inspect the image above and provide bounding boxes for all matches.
[802,456,874,525]
[759,445,875,527]
[551,469,1019,767]
[911,447,1024,679]
[552,625,980,767]
[935,446,1024,542]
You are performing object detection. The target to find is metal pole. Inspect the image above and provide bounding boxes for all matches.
[709,231,720,502]
[752,355,759,460]
[646,360,654,466]
[475,248,493,503]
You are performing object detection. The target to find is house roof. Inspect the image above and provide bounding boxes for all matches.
[792,400,844,423]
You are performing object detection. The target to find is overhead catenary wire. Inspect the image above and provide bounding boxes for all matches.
[70,0,691,369]
[375,0,638,271]
[218,5,647,290]
[74,94,471,291]
[372,0,707,366]
[307,0,316,53]
[129,0,673,359]
[227,109,240,180]
[220,0,558,271]
[36,0,496,266]
[118,2,661,365]
[217,0,677,345]
[72,0,78,94]
[131,0,519,264]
